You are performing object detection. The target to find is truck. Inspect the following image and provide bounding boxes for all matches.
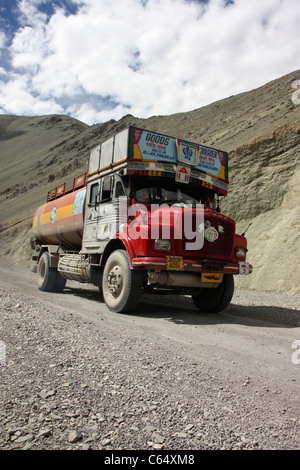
[31,126,252,313]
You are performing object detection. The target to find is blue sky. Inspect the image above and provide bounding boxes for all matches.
[0,0,299,125]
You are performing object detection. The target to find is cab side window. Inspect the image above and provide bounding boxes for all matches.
[115,181,126,198]
[101,176,114,202]
[89,182,99,206]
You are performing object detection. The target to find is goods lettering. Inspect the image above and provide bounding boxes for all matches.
[146,133,170,146]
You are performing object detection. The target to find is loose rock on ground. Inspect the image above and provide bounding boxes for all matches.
[0,273,299,450]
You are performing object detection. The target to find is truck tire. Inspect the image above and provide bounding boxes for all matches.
[37,252,66,293]
[192,274,234,313]
[102,250,143,313]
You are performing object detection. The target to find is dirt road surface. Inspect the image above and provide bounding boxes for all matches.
[0,263,299,450]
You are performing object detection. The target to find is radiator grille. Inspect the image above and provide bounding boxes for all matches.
[181,213,234,260]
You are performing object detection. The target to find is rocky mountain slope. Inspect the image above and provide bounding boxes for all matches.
[0,70,299,293]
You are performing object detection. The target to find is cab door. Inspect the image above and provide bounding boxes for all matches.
[82,180,100,251]
[82,175,127,253]
[96,175,115,241]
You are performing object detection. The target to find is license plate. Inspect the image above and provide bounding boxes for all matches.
[201,273,223,283]
[167,256,183,271]
[239,262,250,274]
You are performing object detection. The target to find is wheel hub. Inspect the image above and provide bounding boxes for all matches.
[107,265,123,297]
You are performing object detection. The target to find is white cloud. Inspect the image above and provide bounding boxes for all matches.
[1,0,299,124]
[0,31,6,49]
[0,75,63,115]
[67,102,131,124]
[17,0,48,27]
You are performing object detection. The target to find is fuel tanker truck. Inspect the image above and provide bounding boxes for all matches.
[31,126,252,313]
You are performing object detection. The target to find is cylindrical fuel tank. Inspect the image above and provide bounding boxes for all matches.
[32,187,86,249]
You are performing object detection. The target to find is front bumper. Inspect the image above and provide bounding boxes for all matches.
[131,257,253,275]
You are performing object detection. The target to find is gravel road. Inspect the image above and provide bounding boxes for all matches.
[0,263,299,451]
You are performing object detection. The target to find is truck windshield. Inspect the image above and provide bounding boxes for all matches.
[133,177,206,206]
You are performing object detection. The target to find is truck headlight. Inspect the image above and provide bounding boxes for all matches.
[236,247,247,258]
[154,239,172,251]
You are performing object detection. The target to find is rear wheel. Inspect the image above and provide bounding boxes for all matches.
[192,274,234,313]
[102,250,143,313]
[37,252,66,293]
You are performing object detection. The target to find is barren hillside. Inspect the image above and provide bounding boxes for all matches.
[0,70,299,293]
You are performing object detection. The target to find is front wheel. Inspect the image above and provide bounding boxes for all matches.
[102,250,143,313]
[192,274,234,313]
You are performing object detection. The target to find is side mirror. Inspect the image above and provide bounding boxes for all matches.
[94,191,101,209]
